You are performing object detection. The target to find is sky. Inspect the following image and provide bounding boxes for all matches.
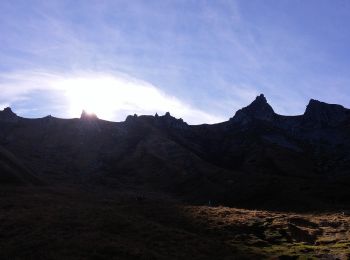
[1,0,350,124]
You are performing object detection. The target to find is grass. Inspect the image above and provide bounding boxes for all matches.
[0,186,349,259]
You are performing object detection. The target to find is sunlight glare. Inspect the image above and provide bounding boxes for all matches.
[64,77,119,119]
[19,72,225,124]
[59,75,177,121]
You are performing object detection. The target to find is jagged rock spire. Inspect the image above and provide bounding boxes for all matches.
[247,94,273,111]
[231,94,275,124]
[304,99,348,126]
[80,110,98,120]
[0,107,18,122]
[152,111,187,129]
[3,107,13,113]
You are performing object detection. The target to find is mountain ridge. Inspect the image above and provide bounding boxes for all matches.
[2,94,349,126]
[0,94,350,211]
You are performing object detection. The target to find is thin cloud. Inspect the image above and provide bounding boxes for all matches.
[0,103,9,110]
[0,70,225,124]
[1,1,350,120]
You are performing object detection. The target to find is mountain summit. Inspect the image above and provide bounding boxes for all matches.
[0,107,18,122]
[80,110,98,120]
[1,95,350,213]
[303,99,349,126]
[231,94,275,124]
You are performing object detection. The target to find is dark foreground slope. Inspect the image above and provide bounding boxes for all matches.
[1,95,350,211]
[0,186,349,260]
[0,144,39,185]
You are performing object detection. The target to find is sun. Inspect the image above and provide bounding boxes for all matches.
[56,73,221,124]
[63,77,121,120]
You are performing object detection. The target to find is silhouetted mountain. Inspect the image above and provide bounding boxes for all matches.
[2,96,350,260]
[0,107,19,122]
[231,94,276,124]
[1,95,350,211]
[80,110,98,120]
[304,99,350,127]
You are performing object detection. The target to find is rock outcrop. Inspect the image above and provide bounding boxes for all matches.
[1,94,350,211]
[80,110,98,120]
[0,107,19,122]
[155,112,188,129]
[303,99,349,127]
[231,94,276,124]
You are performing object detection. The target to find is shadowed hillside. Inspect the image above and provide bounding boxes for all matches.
[0,145,40,185]
[0,95,350,259]
[0,186,349,259]
[1,96,350,211]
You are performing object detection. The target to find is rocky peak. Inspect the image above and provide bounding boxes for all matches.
[80,110,98,120]
[254,93,268,104]
[164,112,171,117]
[155,112,187,129]
[248,94,272,110]
[125,113,138,122]
[303,99,349,126]
[3,107,14,114]
[305,99,343,113]
[0,107,18,122]
[231,94,275,124]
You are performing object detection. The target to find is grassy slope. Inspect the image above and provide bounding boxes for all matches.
[0,186,349,260]
[0,145,40,185]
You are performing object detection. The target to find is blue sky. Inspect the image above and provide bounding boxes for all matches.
[1,0,350,124]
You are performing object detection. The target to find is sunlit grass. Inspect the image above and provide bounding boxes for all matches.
[0,188,349,259]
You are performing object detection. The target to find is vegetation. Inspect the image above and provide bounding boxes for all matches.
[0,186,349,259]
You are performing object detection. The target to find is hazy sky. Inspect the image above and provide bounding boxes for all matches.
[1,0,350,124]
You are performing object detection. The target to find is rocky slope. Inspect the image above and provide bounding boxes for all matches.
[0,95,350,210]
